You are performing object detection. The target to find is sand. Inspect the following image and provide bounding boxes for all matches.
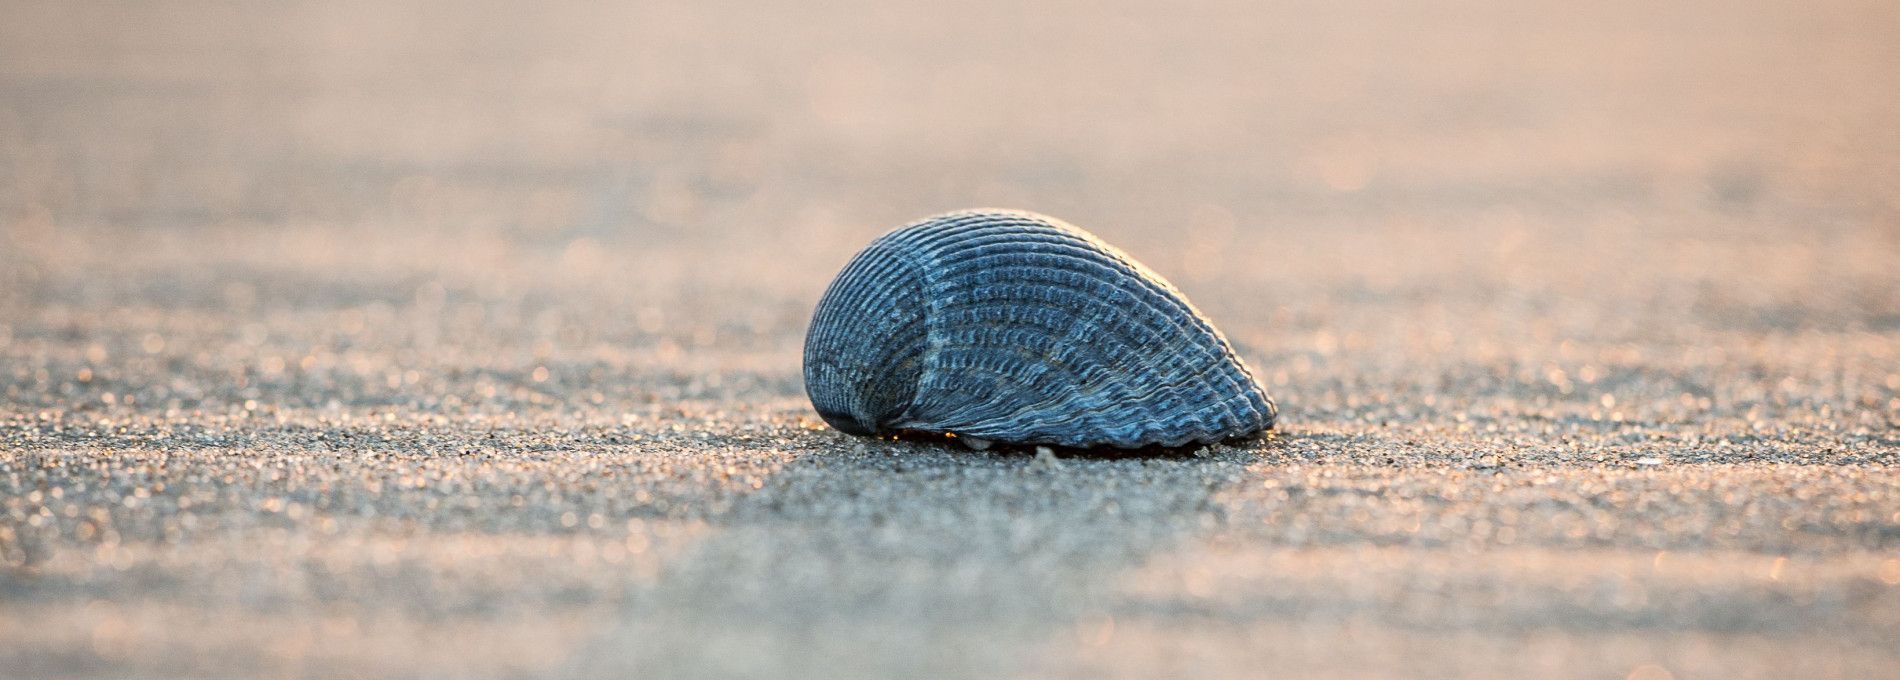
[2,0,1898,677]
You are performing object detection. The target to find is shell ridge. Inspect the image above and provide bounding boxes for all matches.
[930,268,1217,367]
[936,241,1222,351]
[892,210,1090,260]
[1040,369,1261,447]
[901,336,1093,436]
[908,309,1257,447]
[893,219,1071,435]
[1098,381,1264,446]
[894,348,1052,437]
[802,233,931,433]
[904,303,1102,436]
[927,315,1212,439]
[899,350,1260,448]
[905,211,1266,444]
[928,262,1256,427]
[928,304,1137,439]
[933,251,1211,354]
[874,234,941,431]
[914,263,1141,437]
[1000,214,1270,431]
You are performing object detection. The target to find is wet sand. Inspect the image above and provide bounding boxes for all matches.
[3,0,1898,677]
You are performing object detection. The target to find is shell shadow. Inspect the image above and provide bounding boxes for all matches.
[569,424,1284,678]
[883,429,1281,461]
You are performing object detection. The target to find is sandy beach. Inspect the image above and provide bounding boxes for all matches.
[3,0,1898,677]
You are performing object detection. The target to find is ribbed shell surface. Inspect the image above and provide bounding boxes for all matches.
[803,209,1276,448]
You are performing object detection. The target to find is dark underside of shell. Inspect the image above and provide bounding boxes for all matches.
[803,209,1277,449]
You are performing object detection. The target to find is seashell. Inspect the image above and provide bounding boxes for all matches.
[803,209,1277,449]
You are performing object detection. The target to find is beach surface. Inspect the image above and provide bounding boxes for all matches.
[3,0,1898,677]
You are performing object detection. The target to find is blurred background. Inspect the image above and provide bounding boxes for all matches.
[5,0,1897,413]
[5,1,1896,352]
[3,1,1898,678]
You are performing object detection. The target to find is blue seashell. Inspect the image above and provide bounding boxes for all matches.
[803,209,1276,449]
